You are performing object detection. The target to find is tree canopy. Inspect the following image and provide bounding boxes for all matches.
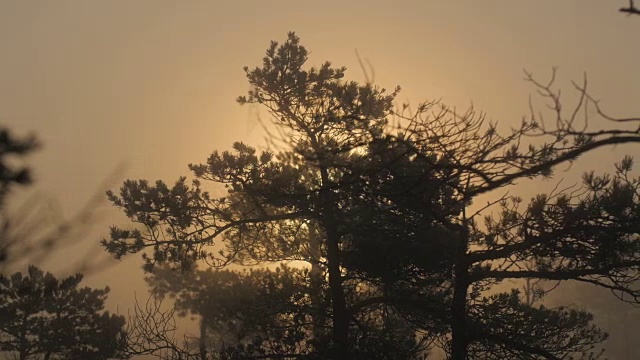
[0,265,127,360]
[104,32,640,360]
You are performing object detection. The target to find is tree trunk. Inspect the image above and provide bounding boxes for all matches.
[308,221,327,342]
[19,316,28,360]
[325,223,348,359]
[451,265,470,360]
[199,316,207,360]
[451,225,470,360]
[319,165,349,359]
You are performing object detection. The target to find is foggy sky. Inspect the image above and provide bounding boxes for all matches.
[0,0,638,326]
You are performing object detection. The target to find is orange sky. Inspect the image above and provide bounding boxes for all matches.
[0,0,639,331]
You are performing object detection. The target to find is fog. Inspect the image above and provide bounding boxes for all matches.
[0,1,639,359]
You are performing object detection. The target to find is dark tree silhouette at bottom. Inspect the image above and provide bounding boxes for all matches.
[0,265,127,360]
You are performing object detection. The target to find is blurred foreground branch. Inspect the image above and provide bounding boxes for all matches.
[0,162,127,275]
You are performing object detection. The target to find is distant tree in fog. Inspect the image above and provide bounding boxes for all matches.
[0,265,126,360]
[148,265,313,357]
[548,280,640,360]
[103,33,640,360]
[145,263,424,360]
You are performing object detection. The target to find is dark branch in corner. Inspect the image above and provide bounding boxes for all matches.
[620,0,640,15]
